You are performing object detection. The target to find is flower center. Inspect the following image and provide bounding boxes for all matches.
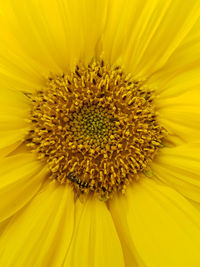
[26,60,167,200]
[68,103,119,150]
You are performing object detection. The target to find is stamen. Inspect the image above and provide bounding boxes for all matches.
[26,60,167,200]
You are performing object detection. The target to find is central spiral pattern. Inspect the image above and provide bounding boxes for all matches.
[68,103,119,150]
[26,60,167,200]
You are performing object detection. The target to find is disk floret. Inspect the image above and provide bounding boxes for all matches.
[27,60,166,199]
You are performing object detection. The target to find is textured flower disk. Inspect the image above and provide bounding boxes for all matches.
[27,61,166,199]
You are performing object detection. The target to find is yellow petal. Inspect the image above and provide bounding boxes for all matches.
[151,143,200,203]
[63,197,125,267]
[157,89,200,143]
[0,89,30,149]
[0,13,46,92]
[109,201,146,267]
[149,17,200,97]
[0,181,74,267]
[103,0,200,78]
[0,153,45,222]
[0,218,10,236]
[0,0,107,86]
[0,140,21,159]
[109,178,200,267]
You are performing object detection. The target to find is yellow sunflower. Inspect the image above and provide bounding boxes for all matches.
[0,0,200,266]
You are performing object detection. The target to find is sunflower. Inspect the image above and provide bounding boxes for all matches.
[0,0,200,266]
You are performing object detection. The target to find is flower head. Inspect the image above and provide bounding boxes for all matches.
[0,0,200,266]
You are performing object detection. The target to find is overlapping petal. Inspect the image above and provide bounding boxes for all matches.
[0,153,45,223]
[0,89,30,152]
[109,178,200,267]
[63,197,125,267]
[103,0,200,78]
[151,143,200,203]
[156,89,200,143]
[0,0,108,94]
[0,181,74,267]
